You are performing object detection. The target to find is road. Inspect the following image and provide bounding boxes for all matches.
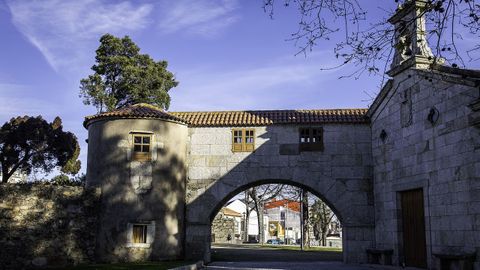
[206,261,395,270]
[207,244,409,270]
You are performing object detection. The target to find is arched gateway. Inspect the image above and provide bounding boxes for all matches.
[85,106,374,263]
[181,112,375,263]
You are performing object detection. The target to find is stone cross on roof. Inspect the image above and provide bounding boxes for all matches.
[387,0,445,76]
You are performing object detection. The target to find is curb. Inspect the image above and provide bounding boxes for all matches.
[168,260,204,270]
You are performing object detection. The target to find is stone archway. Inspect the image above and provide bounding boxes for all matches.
[185,168,374,264]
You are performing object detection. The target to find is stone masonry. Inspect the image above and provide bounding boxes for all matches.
[185,124,375,263]
[369,67,480,268]
[0,184,100,269]
[2,1,473,269]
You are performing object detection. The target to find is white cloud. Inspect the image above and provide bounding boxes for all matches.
[6,0,153,72]
[158,0,240,37]
[169,52,344,111]
[0,84,58,122]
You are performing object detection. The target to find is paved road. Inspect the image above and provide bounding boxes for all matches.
[206,261,395,270]
[207,244,413,270]
[211,244,342,262]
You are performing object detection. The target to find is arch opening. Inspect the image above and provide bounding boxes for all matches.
[208,180,344,262]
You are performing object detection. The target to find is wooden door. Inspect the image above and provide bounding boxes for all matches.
[401,189,427,268]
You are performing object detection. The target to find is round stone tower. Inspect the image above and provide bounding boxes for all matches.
[84,103,188,262]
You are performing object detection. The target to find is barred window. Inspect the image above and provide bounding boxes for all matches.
[132,224,147,243]
[299,127,324,152]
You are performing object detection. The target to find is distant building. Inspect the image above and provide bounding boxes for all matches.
[211,207,243,244]
[223,199,269,243]
[264,198,301,244]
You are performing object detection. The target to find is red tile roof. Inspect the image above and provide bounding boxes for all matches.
[264,199,300,212]
[170,109,369,127]
[84,103,187,128]
[221,207,243,217]
[84,104,369,128]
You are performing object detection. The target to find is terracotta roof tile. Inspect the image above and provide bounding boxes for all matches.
[221,207,243,217]
[170,108,369,127]
[264,199,300,212]
[84,104,369,128]
[84,103,187,128]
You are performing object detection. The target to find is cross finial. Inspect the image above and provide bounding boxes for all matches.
[387,0,444,76]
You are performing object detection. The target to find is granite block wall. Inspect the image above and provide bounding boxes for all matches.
[0,184,100,269]
[370,69,480,268]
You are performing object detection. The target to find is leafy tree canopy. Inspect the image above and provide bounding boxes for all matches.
[80,34,178,112]
[0,116,81,183]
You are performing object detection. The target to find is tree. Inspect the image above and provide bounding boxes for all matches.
[300,188,310,249]
[51,173,86,185]
[80,34,178,112]
[245,184,284,244]
[263,0,480,78]
[0,116,81,183]
[310,199,334,246]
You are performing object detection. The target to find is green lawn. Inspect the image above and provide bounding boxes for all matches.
[265,245,342,252]
[236,244,342,252]
[51,261,194,270]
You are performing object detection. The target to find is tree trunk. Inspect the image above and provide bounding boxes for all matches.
[256,203,264,244]
[321,230,327,246]
[244,191,250,242]
[302,189,310,248]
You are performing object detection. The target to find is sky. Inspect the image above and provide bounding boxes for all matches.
[0,0,479,177]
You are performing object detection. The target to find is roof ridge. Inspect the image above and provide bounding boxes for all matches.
[170,108,368,114]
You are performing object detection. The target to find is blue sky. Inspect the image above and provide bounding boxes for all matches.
[0,0,478,177]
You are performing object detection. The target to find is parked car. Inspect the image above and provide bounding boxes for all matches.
[266,239,284,245]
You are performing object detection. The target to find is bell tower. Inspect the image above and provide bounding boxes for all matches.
[387,0,444,76]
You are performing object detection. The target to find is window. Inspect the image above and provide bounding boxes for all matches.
[232,129,255,152]
[132,224,147,243]
[132,134,152,161]
[299,127,324,151]
[127,221,155,248]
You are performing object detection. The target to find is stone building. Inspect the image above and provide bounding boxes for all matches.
[3,1,477,269]
[211,207,242,244]
[264,198,301,243]
[81,2,480,266]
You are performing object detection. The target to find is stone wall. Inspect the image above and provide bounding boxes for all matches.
[86,118,188,262]
[185,124,375,263]
[211,213,237,244]
[0,183,100,269]
[370,69,480,268]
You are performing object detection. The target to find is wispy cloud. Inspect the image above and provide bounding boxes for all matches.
[0,84,58,121]
[158,0,240,37]
[6,0,153,72]
[169,52,345,111]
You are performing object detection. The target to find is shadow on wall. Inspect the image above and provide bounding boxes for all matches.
[87,124,187,263]
[184,118,375,263]
[0,183,100,269]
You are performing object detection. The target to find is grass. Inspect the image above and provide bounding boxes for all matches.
[50,261,194,270]
[214,243,342,252]
[255,244,341,252]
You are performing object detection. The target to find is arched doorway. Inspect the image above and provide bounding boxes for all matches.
[209,182,344,262]
[185,174,374,264]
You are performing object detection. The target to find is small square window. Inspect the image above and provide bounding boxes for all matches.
[132,134,152,161]
[132,224,147,243]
